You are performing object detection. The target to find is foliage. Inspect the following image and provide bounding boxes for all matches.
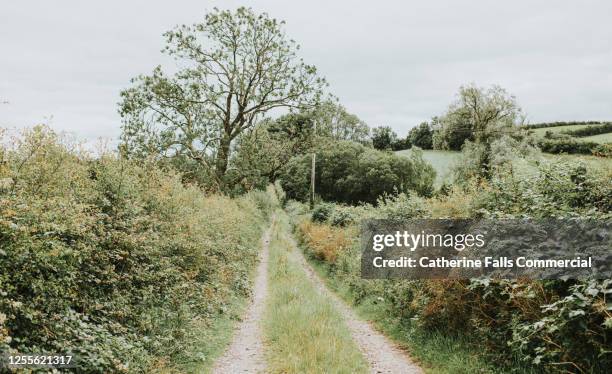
[0,126,271,372]
[474,159,612,217]
[592,143,612,157]
[407,121,434,150]
[523,121,606,130]
[230,103,373,193]
[293,156,612,373]
[560,122,612,137]
[538,135,604,156]
[119,7,326,188]
[297,220,350,263]
[433,84,524,152]
[390,137,411,151]
[453,135,541,184]
[371,126,398,150]
[230,113,316,192]
[307,100,371,145]
[311,202,335,223]
[280,140,435,204]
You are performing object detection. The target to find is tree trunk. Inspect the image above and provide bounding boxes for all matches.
[215,135,231,184]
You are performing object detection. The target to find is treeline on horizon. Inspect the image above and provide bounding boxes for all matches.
[376,118,612,156]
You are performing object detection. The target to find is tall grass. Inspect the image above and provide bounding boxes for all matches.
[264,212,367,374]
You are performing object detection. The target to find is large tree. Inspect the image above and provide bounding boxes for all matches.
[119,7,326,188]
[230,112,316,191]
[307,100,370,144]
[434,84,526,178]
[407,121,434,149]
[433,84,524,151]
[371,126,398,150]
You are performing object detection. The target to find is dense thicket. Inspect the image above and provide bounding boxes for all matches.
[0,127,273,372]
[293,158,612,373]
[280,141,435,204]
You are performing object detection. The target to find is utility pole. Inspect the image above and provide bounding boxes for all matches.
[309,120,317,210]
[310,152,316,209]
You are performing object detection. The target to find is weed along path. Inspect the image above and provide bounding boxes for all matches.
[265,210,422,374]
[292,242,423,374]
[212,214,275,374]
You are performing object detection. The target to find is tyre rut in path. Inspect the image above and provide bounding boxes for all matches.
[212,215,274,374]
[287,236,423,374]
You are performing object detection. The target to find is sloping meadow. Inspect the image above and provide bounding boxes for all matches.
[0,126,273,372]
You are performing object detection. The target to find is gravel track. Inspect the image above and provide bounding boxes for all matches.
[212,217,274,374]
[288,238,423,374]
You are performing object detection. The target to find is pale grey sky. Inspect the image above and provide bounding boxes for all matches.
[1,0,612,143]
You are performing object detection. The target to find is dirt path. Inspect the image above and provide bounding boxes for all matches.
[212,216,274,374]
[288,237,422,374]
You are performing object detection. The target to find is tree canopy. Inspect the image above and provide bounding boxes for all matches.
[433,84,524,151]
[119,7,326,189]
[371,126,398,150]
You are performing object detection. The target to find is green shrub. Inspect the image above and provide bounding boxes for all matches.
[329,207,357,227]
[538,136,602,156]
[561,122,612,137]
[311,203,335,223]
[281,140,436,204]
[293,157,612,373]
[592,143,612,157]
[0,126,271,372]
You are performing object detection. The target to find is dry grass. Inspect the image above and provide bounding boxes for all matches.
[297,220,351,263]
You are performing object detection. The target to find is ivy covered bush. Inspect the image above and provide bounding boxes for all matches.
[0,126,271,372]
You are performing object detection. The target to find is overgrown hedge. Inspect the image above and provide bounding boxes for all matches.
[293,160,612,373]
[523,121,606,129]
[0,127,272,372]
[538,134,610,156]
[561,122,612,137]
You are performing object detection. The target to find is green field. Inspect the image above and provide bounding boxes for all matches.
[397,149,611,186]
[530,124,612,144]
[395,149,460,186]
[582,132,612,144]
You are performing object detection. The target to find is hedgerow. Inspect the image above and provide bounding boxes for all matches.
[293,159,612,373]
[538,136,603,156]
[523,121,606,130]
[0,126,271,372]
[560,122,612,137]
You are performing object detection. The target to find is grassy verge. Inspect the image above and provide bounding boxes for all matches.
[170,292,248,373]
[264,211,368,374]
[303,252,524,374]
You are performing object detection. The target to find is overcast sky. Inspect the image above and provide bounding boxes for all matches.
[1,0,612,143]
